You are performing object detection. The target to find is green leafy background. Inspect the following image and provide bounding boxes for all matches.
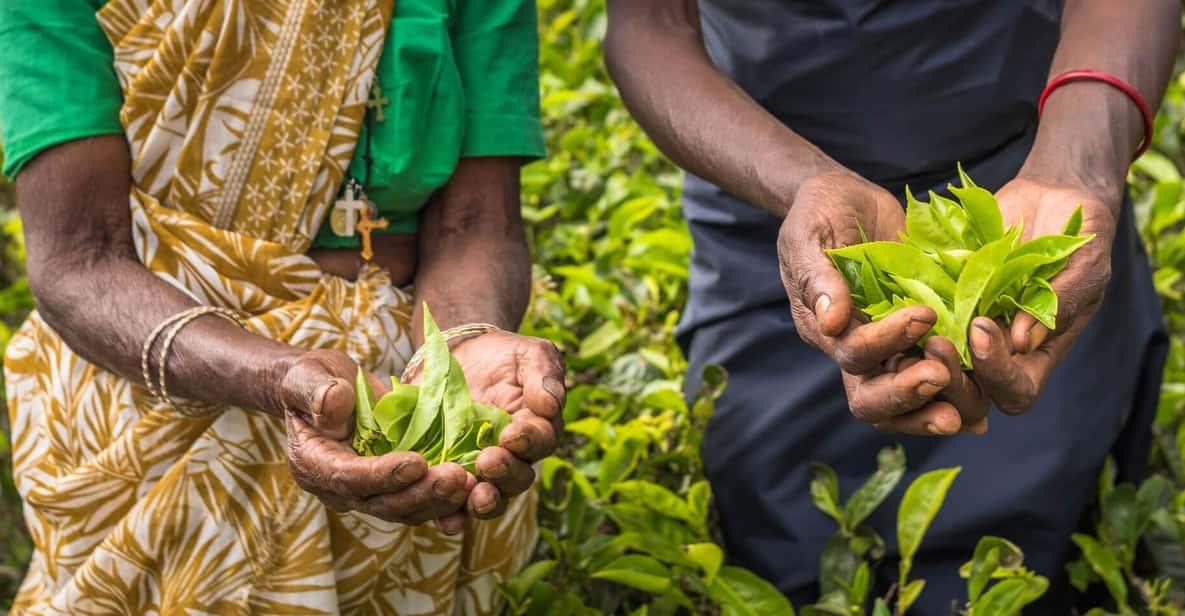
[4,1,1185,613]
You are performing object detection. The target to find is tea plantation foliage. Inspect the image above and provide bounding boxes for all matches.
[4,1,1185,613]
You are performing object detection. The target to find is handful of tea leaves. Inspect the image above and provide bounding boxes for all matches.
[353,306,510,473]
[826,166,1093,369]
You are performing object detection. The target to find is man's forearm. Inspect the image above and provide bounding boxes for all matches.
[604,0,848,217]
[1023,0,1180,206]
[411,157,531,344]
[19,136,297,415]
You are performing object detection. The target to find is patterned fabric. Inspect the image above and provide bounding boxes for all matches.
[3,1,537,613]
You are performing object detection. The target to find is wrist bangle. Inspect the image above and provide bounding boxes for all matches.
[141,306,245,418]
[1037,69,1154,161]
[400,322,502,383]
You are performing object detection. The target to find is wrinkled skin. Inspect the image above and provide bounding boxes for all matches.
[280,349,475,533]
[777,173,986,436]
[406,330,565,520]
[968,177,1115,414]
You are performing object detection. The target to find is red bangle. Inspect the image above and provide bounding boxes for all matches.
[1037,69,1154,160]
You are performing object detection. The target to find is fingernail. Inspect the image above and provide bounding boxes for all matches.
[474,499,496,515]
[925,422,943,435]
[905,318,932,340]
[1027,327,1048,354]
[485,460,509,480]
[542,376,564,404]
[433,479,453,498]
[815,294,832,317]
[971,324,992,359]
[393,461,419,483]
[916,380,943,398]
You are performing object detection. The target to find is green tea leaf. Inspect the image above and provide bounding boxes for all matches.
[397,306,450,451]
[707,566,796,616]
[613,480,695,526]
[819,535,863,597]
[906,187,965,251]
[810,463,844,526]
[898,467,961,582]
[1062,205,1084,236]
[897,578,925,614]
[609,532,698,569]
[441,355,473,461]
[971,575,1048,616]
[374,383,419,440]
[591,555,672,594]
[843,444,906,530]
[937,249,973,280]
[688,480,712,528]
[953,234,1016,364]
[860,257,888,305]
[1018,278,1057,330]
[872,598,892,616]
[1071,533,1127,606]
[950,183,1005,245]
[827,241,956,300]
[686,542,724,584]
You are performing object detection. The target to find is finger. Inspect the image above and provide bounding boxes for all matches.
[475,446,537,497]
[467,481,508,520]
[357,463,470,524]
[961,417,990,436]
[435,511,467,536]
[280,356,358,441]
[778,221,853,339]
[969,318,1045,414]
[872,401,963,435]
[923,337,990,426]
[499,413,558,463]
[518,341,566,421]
[1008,312,1050,356]
[846,359,949,423]
[285,412,428,499]
[833,305,936,375]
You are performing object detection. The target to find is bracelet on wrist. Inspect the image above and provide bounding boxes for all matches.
[400,322,502,383]
[1037,69,1154,161]
[141,306,245,418]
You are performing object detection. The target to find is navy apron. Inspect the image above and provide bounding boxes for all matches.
[677,1,1168,613]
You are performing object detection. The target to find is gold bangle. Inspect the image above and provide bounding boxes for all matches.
[141,311,195,399]
[146,307,245,417]
[400,322,502,383]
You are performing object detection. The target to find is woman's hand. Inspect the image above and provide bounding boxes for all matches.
[778,172,986,436]
[277,349,475,534]
[967,177,1116,413]
[409,331,565,520]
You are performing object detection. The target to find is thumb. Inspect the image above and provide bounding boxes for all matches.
[280,354,358,442]
[779,233,853,339]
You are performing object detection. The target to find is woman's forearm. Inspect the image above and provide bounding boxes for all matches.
[18,136,297,415]
[604,0,849,217]
[411,156,531,343]
[1022,0,1180,204]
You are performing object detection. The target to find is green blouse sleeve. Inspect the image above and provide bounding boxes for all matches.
[0,0,124,177]
[450,0,545,160]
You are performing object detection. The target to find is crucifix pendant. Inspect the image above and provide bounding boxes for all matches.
[331,180,388,261]
[356,200,389,262]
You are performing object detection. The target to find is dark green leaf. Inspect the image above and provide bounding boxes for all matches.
[810,463,845,526]
[844,445,906,530]
[707,566,796,616]
[1071,533,1127,605]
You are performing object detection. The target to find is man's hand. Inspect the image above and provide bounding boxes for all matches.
[779,173,988,436]
[967,177,1116,413]
[409,332,564,520]
[278,349,474,534]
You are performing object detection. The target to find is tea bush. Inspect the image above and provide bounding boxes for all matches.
[3,1,1185,614]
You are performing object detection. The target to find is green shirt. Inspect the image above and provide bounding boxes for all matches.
[0,0,544,247]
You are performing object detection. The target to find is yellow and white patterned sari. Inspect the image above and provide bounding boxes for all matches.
[3,1,536,613]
